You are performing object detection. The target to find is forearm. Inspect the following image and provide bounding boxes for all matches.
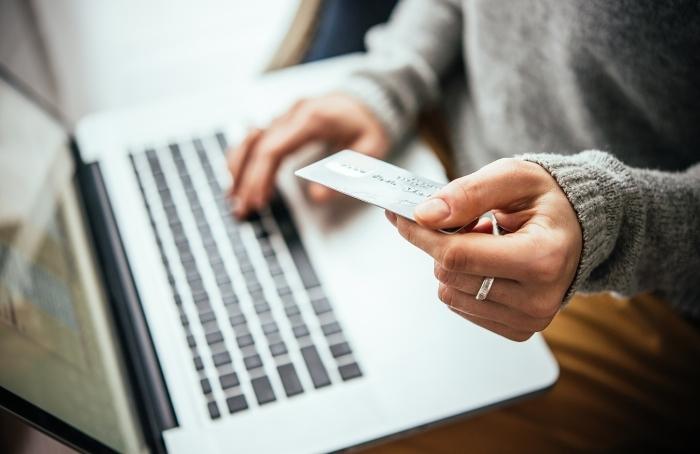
[520,151,700,316]
[339,0,463,143]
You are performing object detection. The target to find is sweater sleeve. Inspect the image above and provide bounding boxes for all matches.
[337,0,463,144]
[519,150,700,317]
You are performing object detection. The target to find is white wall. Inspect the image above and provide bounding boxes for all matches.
[32,0,299,125]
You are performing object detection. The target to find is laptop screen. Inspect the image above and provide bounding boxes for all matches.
[0,74,144,452]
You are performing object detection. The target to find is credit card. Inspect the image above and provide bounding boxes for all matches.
[294,150,444,221]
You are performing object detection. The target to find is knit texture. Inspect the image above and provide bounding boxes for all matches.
[338,0,700,316]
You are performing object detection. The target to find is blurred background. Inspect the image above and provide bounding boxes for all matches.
[0,0,397,126]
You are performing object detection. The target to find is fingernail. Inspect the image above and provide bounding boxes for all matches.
[415,198,450,222]
[384,211,397,225]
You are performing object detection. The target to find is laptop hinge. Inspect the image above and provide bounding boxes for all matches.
[72,142,177,453]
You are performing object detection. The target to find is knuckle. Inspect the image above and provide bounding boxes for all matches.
[259,143,282,160]
[400,221,416,244]
[526,238,565,284]
[434,265,452,285]
[451,177,477,214]
[525,297,560,319]
[437,284,447,303]
[438,285,454,306]
[290,98,308,112]
[532,260,560,284]
[297,105,326,126]
[494,158,525,180]
[440,245,465,271]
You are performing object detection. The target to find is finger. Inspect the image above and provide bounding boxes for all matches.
[347,133,388,160]
[447,307,535,342]
[394,216,532,280]
[438,283,551,332]
[228,128,263,195]
[235,121,322,216]
[434,263,523,307]
[385,210,397,226]
[307,182,338,203]
[413,159,549,230]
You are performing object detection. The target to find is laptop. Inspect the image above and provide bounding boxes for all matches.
[0,55,558,453]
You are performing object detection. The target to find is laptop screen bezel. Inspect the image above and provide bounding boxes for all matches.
[0,63,132,454]
[0,386,118,454]
[0,62,175,454]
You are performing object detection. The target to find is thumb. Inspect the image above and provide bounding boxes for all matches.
[413,159,544,229]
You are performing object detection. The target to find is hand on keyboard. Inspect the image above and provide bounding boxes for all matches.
[227,93,389,219]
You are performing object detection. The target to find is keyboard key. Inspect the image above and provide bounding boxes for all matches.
[192,290,208,303]
[301,346,331,388]
[287,314,303,326]
[265,332,282,344]
[268,262,283,276]
[199,311,216,323]
[269,342,287,357]
[201,319,218,333]
[219,372,239,389]
[195,299,212,312]
[277,363,303,397]
[280,294,295,306]
[284,304,300,317]
[293,324,309,338]
[272,274,287,288]
[234,323,250,336]
[209,341,226,354]
[236,334,254,348]
[207,401,221,419]
[338,362,363,381]
[254,302,270,314]
[251,376,276,405]
[311,297,332,315]
[262,322,278,335]
[193,356,204,371]
[212,351,231,367]
[221,293,237,306]
[226,395,248,414]
[229,313,246,326]
[330,342,352,358]
[206,331,224,345]
[321,322,342,337]
[247,281,263,293]
[200,378,212,395]
[185,268,199,281]
[225,304,243,317]
[215,132,228,151]
[244,354,262,370]
[186,334,196,348]
[252,222,268,238]
[216,275,231,287]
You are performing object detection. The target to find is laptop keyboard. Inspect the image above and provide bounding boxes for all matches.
[129,132,362,420]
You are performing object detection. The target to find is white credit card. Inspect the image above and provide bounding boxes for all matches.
[294,150,444,221]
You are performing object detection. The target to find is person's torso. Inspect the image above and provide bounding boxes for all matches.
[446,0,700,174]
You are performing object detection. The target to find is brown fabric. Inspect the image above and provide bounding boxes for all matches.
[363,293,700,452]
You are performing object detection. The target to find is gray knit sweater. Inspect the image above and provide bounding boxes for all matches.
[340,0,700,317]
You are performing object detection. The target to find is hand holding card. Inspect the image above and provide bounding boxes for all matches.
[297,151,584,342]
